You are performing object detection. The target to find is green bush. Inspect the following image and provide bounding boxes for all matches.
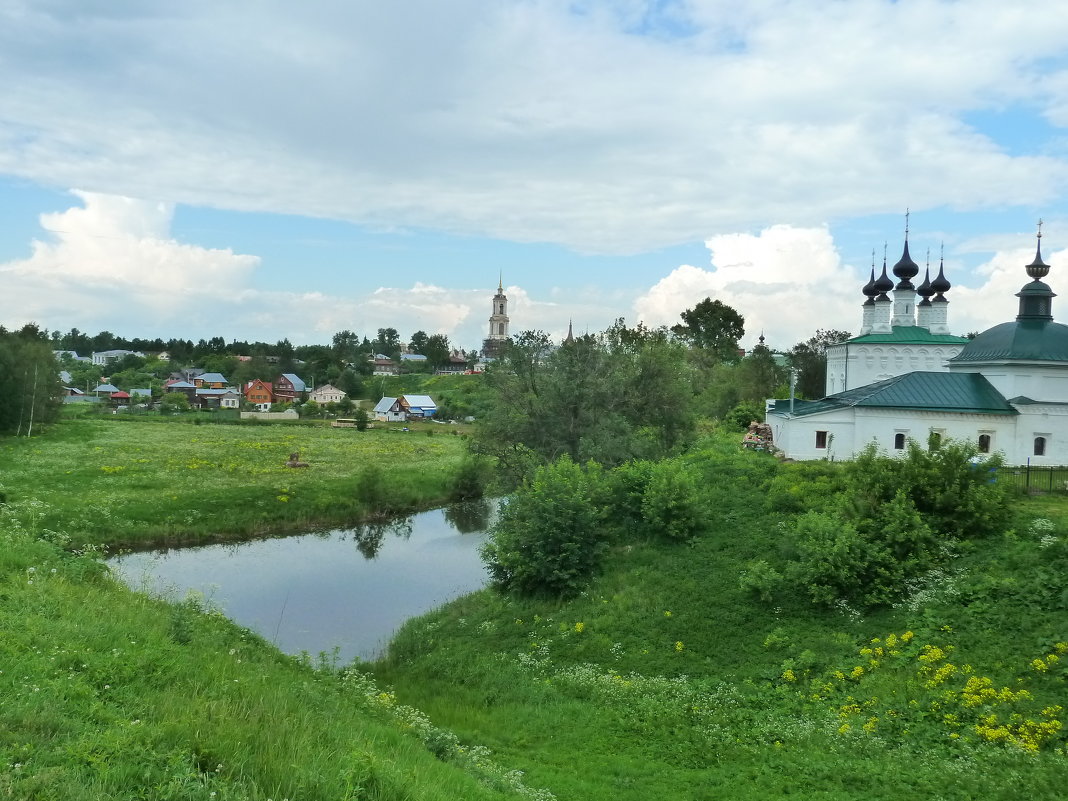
[641,459,703,542]
[448,455,491,501]
[481,457,606,597]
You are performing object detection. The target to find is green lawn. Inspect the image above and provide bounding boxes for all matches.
[0,416,469,547]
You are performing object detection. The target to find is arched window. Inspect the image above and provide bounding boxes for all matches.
[978,434,991,454]
[1035,436,1047,457]
[894,433,905,450]
[928,431,942,451]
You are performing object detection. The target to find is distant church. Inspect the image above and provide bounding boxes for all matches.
[481,277,510,359]
[767,223,1068,465]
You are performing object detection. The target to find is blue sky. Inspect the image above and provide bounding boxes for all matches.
[2,1,1068,351]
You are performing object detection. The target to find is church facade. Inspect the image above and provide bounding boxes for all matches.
[767,228,1068,466]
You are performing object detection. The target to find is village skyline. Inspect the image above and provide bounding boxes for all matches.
[1,2,1068,349]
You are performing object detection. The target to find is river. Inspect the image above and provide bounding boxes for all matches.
[108,499,494,663]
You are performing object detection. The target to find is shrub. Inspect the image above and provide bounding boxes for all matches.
[354,464,394,517]
[641,459,703,542]
[481,457,605,597]
[448,455,491,501]
[739,559,783,602]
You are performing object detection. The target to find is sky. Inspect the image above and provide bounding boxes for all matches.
[3,1,1068,353]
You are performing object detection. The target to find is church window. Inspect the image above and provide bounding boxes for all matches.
[978,434,991,454]
[894,433,905,450]
[498,323,505,335]
[928,431,943,451]
[1034,436,1047,457]
[815,431,828,449]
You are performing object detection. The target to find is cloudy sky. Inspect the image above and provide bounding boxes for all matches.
[2,0,1068,352]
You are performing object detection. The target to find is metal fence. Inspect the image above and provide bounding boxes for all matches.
[993,465,1068,495]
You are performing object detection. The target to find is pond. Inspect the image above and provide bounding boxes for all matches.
[108,499,495,663]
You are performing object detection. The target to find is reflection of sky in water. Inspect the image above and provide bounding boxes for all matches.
[109,503,494,662]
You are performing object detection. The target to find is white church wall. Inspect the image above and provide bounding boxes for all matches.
[825,342,963,395]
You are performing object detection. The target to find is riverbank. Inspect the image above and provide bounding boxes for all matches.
[0,417,542,800]
[0,416,474,549]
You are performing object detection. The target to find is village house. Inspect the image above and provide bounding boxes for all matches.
[273,373,307,403]
[244,379,273,411]
[373,394,438,422]
[309,384,346,404]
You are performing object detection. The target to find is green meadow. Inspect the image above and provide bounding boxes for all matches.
[1,413,470,548]
[2,415,1067,799]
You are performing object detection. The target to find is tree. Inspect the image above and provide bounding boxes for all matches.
[424,334,451,370]
[671,298,745,362]
[472,324,695,483]
[0,325,63,435]
[159,392,191,414]
[481,458,606,597]
[408,330,429,355]
[332,330,362,365]
[734,340,789,404]
[373,328,401,360]
[788,329,851,399]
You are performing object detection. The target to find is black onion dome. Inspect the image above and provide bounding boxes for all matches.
[873,262,894,299]
[916,268,934,306]
[862,268,878,304]
[892,240,920,289]
[930,261,951,300]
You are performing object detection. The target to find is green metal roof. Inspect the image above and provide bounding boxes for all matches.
[770,371,1017,418]
[950,319,1068,363]
[845,326,968,345]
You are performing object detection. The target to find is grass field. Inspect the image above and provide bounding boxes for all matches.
[3,417,1067,799]
[0,415,470,548]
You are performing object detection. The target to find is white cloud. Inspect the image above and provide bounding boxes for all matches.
[0,191,260,330]
[1,2,1067,253]
[635,225,861,348]
[0,191,554,348]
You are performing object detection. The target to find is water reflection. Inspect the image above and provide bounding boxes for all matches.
[346,517,413,559]
[444,498,493,533]
[108,502,494,662]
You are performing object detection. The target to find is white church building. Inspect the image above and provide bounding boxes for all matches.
[767,227,1068,466]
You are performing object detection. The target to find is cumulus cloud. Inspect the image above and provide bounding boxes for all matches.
[0,1,1067,253]
[635,225,861,348]
[0,191,260,331]
[0,191,546,347]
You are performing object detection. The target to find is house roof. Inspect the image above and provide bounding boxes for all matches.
[196,388,230,396]
[280,373,306,391]
[950,319,1068,363]
[843,326,969,345]
[401,353,427,361]
[373,396,399,413]
[770,371,1018,418]
[129,388,152,397]
[198,372,228,383]
[402,394,436,408]
[168,381,196,389]
[94,383,120,393]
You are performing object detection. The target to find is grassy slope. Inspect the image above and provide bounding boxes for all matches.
[373,436,1068,801]
[0,417,543,801]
